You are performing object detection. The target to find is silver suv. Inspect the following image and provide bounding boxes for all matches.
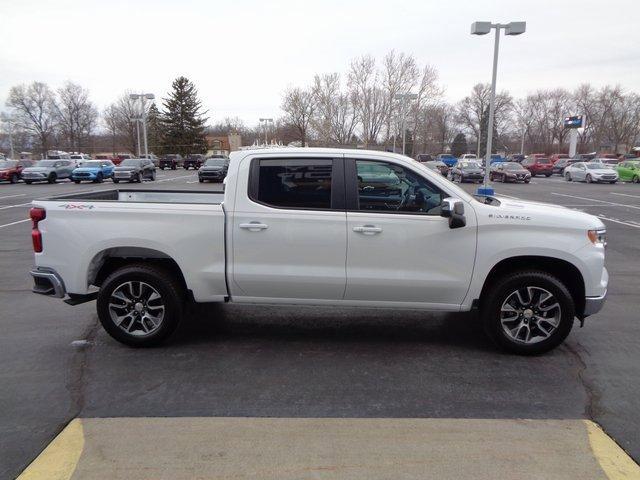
[21,159,75,184]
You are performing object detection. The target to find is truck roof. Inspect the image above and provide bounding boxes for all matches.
[230,147,411,161]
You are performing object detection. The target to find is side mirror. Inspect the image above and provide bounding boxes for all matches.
[441,197,466,229]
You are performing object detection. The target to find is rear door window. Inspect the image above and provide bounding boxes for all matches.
[250,159,335,210]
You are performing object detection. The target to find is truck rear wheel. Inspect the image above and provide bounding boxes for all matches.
[481,271,575,355]
[97,264,184,347]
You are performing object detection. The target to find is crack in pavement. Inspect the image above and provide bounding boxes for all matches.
[563,340,602,421]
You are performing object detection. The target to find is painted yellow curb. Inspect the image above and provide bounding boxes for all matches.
[17,418,84,480]
[585,420,640,479]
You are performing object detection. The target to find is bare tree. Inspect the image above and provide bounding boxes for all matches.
[104,92,139,154]
[56,82,98,151]
[348,55,387,146]
[381,51,419,145]
[281,86,316,146]
[6,82,58,155]
[311,73,358,145]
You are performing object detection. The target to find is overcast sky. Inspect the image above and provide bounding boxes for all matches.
[1,0,638,125]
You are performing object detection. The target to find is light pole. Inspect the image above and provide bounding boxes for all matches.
[130,93,155,157]
[471,21,526,195]
[395,93,417,155]
[259,118,273,145]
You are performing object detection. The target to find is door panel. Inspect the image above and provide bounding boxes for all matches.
[344,157,476,306]
[231,156,347,300]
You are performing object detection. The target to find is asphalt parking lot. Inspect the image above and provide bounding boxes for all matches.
[1,169,639,478]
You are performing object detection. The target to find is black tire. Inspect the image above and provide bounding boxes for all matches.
[150,170,156,181]
[48,173,57,184]
[171,165,176,170]
[489,174,494,181]
[524,179,530,184]
[96,263,184,347]
[96,173,104,183]
[25,180,32,185]
[160,166,165,170]
[565,172,572,182]
[586,174,593,183]
[198,178,204,183]
[481,270,575,355]
[610,181,616,184]
[633,176,640,184]
[545,173,551,177]
[74,179,81,184]
[113,178,120,184]
[135,173,141,183]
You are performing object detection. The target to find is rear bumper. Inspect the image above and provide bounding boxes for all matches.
[30,267,66,298]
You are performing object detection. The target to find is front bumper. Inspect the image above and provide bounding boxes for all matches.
[72,173,98,181]
[583,291,607,317]
[30,267,66,298]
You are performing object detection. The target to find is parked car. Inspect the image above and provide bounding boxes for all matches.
[21,159,75,184]
[549,154,569,165]
[506,154,525,163]
[29,147,609,355]
[184,154,206,170]
[564,162,618,183]
[69,153,92,167]
[139,154,159,167]
[459,154,477,161]
[618,153,639,161]
[572,153,596,162]
[198,157,230,182]
[616,160,640,183]
[593,158,619,166]
[112,158,156,183]
[159,154,183,170]
[490,162,531,183]
[553,158,580,175]
[415,153,433,163]
[422,160,449,176]
[437,153,458,167]
[449,160,483,183]
[521,155,553,177]
[72,160,115,183]
[0,159,33,183]
[113,154,135,166]
[95,155,115,162]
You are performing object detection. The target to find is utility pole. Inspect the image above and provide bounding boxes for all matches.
[130,93,155,157]
[394,93,417,155]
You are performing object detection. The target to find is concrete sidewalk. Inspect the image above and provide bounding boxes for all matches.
[18,417,640,479]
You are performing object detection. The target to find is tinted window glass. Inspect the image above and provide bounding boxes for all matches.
[356,160,443,215]
[254,159,332,209]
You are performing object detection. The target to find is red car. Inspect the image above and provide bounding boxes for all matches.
[521,155,553,177]
[0,159,34,183]
[549,153,569,164]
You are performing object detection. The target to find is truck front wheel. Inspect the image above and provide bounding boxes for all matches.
[96,264,184,347]
[481,271,575,355]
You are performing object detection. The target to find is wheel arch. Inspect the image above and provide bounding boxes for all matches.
[479,256,586,317]
[88,247,189,299]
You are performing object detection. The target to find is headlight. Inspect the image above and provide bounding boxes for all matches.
[588,228,607,247]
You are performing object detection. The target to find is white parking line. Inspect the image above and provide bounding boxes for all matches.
[0,218,30,229]
[0,202,31,210]
[551,192,640,211]
[595,215,640,229]
[0,193,26,200]
[610,192,640,200]
[156,174,194,183]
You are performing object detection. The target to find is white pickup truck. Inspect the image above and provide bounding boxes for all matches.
[29,148,608,354]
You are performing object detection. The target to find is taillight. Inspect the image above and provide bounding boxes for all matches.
[30,207,46,253]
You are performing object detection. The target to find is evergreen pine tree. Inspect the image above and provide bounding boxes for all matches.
[146,103,164,155]
[161,77,208,155]
[450,133,468,157]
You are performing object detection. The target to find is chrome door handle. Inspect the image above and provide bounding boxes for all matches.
[239,222,269,231]
[353,225,382,235]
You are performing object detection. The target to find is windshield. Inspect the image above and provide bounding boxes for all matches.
[120,159,141,167]
[34,160,57,167]
[537,158,551,164]
[460,161,480,169]
[82,161,105,168]
[205,159,226,166]
[0,160,17,168]
[586,163,608,170]
[503,162,525,170]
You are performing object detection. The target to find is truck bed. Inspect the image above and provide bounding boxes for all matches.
[32,188,228,302]
[41,188,225,205]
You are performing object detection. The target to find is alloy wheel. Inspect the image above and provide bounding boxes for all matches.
[500,286,561,344]
[108,281,165,337]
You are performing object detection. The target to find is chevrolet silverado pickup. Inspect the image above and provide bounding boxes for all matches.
[29,148,608,354]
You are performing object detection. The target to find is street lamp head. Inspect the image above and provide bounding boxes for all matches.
[471,21,492,35]
[129,94,140,100]
[505,21,526,35]
[144,93,155,100]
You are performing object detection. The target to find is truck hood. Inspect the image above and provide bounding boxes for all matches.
[585,168,617,175]
[484,195,605,230]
